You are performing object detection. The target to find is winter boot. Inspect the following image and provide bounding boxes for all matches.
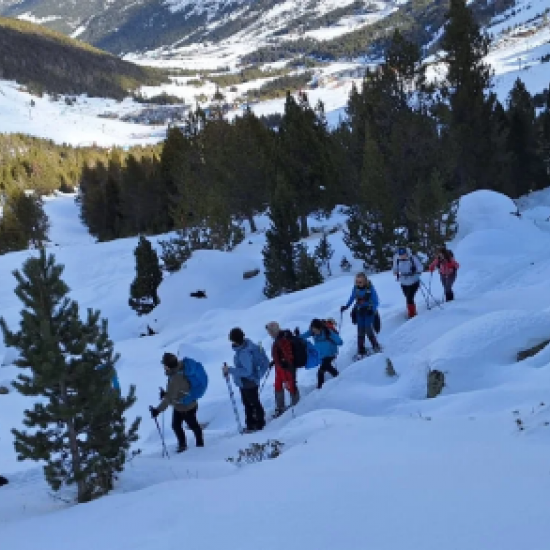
[368,334,382,353]
[407,304,417,319]
[176,444,187,454]
[445,290,454,302]
[274,390,285,417]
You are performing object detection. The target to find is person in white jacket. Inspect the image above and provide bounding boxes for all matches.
[392,247,423,318]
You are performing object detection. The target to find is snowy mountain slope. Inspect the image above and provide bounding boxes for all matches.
[0,80,166,146]
[1,189,550,548]
[0,0,404,54]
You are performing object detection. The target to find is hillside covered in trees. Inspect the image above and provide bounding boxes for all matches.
[0,17,167,99]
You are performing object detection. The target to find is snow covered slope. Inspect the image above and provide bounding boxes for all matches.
[1,189,550,548]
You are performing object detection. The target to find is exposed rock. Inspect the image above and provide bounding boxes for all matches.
[517,340,550,362]
[427,370,445,398]
[243,269,260,280]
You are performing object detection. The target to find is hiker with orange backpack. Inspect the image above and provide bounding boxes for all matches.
[295,318,343,389]
[341,272,381,358]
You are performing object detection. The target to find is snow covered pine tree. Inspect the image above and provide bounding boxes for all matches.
[0,250,140,503]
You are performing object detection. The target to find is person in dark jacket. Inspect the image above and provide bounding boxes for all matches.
[341,272,381,356]
[265,321,300,417]
[223,327,266,433]
[150,352,204,453]
[297,319,343,389]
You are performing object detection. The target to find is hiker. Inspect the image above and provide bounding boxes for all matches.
[429,247,459,302]
[341,272,381,357]
[149,352,205,453]
[296,319,343,389]
[222,328,267,433]
[393,247,423,319]
[265,321,300,417]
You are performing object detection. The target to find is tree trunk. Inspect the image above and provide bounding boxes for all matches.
[61,381,85,502]
[300,214,309,238]
[247,214,257,233]
[327,261,332,277]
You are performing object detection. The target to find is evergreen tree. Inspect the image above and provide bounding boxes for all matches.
[314,232,334,276]
[406,169,458,258]
[507,79,546,195]
[0,251,140,503]
[294,243,324,291]
[278,92,336,237]
[344,124,403,272]
[537,89,550,180]
[440,0,511,192]
[0,190,49,254]
[159,232,192,273]
[129,236,163,315]
[262,175,300,298]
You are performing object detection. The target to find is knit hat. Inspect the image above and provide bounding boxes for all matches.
[229,327,245,346]
[265,321,280,337]
[310,318,324,331]
[161,352,178,369]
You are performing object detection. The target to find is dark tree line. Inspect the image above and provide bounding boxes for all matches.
[76,0,550,295]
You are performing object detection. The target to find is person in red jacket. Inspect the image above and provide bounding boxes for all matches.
[429,247,460,301]
[265,321,300,417]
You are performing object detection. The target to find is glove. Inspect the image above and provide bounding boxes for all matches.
[340,306,347,313]
[149,406,159,419]
[294,327,300,337]
[159,387,166,400]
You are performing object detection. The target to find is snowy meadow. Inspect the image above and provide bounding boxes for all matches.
[0,189,550,549]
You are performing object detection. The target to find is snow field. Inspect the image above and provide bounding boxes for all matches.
[1,188,550,547]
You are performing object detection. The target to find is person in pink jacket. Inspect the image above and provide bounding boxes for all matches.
[429,247,459,301]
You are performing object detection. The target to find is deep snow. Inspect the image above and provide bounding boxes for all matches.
[1,189,550,548]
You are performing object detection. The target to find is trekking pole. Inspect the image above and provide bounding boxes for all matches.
[421,280,443,310]
[223,363,244,434]
[259,365,272,395]
[150,409,170,459]
[419,282,431,310]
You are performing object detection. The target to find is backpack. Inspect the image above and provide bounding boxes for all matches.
[179,357,208,401]
[279,331,312,369]
[250,342,270,379]
[304,340,320,370]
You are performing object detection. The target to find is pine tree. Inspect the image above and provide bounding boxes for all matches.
[314,232,334,276]
[0,190,50,254]
[440,0,511,193]
[294,243,323,291]
[406,169,458,258]
[159,232,192,273]
[344,124,403,272]
[0,251,140,503]
[262,175,300,298]
[507,79,546,195]
[129,236,163,315]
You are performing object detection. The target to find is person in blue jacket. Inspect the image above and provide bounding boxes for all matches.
[297,319,343,389]
[340,272,381,356]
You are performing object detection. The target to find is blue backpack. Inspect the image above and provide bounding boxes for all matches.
[304,341,320,370]
[250,342,270,379]
[178,357,208,404]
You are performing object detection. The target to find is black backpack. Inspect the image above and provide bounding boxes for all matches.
[281,330,308,369]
